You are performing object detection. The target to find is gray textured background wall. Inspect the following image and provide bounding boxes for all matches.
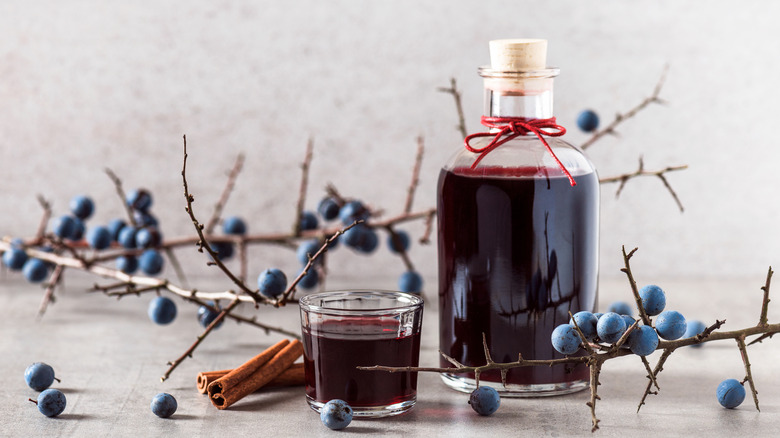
[2,1,779,288]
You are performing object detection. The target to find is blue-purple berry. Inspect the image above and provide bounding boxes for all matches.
[628,325,659,356]
[469,386,500,416]
[258,268,287,298]
[70,218,85,241]
[355,228,378,254]
[570,311,598,341]
[597,312,627,344]
[398,271,423,294]
[107,218,127,241]
[387,230,410,253]
[86,226,112,250]
[639,284,666,316]
[211,241,234,261]
[606,301,633,317]
[51,215,76,239]
[222,216,247,235]
[25,362,56,391]
[148,296,177,325]
[151,392,177,418]
[551,324,581,355]
[320,399,352,430]
[69,195,94,220]
[23,259,49,283]
[139,249,164,275]
[116,255,138,274]
[655,310,687,340]
[683,320,707,347]
[2,247,28,271]
[298,268,319,290]
[339,200,369,225]
[296,239,321,265]
[32,389,66,417]
[198,302,223,329]
[317,198,340,221]
[299,211,319,231]
[577,109,600,133]
[717,379,745,409]
[135,228,162,249]
[127,188,153,212]
[118,227,137,249]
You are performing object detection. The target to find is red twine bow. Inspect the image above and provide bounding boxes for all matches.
[464,116,576,186]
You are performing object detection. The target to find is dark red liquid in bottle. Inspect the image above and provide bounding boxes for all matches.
[303,322,421,407]
[438,166,598,387]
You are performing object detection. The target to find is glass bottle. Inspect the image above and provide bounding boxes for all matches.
[437,39,599,396]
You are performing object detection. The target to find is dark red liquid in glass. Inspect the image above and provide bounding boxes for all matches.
[438,166,598,386]
[303,321,421,407]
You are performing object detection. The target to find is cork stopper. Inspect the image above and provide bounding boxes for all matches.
[489,39,547,71]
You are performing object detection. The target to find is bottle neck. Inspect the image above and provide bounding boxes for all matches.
[482,77,554,119]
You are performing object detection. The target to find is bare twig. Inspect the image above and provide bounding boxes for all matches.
[204,153,245,235]
[759,266,774,327]
[163,248,188,289]
[104,168,137,227]
[404,136,425,214]
[34,195,52,243]
[580,65,668,151]
[620,246,652,326]
[161,297,241,381]
[599,157,688,212]
[37,264,64,318]
[736,335,760,411]
[438,78,468,139]
[181,135,264,304]
[293,139,314,236]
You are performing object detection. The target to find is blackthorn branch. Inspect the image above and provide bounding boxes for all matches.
[363,248,780,432]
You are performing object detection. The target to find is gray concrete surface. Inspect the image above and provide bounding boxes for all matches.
[2,274,780,437]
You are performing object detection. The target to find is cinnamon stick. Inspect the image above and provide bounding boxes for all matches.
[196,363,305,394]
[207,339,303,409]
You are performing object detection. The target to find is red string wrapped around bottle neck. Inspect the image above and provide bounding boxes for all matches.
[464,116,576,186]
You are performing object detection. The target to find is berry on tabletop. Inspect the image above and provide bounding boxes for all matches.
[25,362,56,391]
[151,392,177,418]
[320,399,352,430]
[31,389,66,417]
[716,379,746,409]
[469,386,500,416]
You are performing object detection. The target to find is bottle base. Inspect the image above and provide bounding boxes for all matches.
[306,396,416,418]
[439,373,589,397]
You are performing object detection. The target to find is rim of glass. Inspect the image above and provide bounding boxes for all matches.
[479,66,560,79]
[299,290,424,315]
